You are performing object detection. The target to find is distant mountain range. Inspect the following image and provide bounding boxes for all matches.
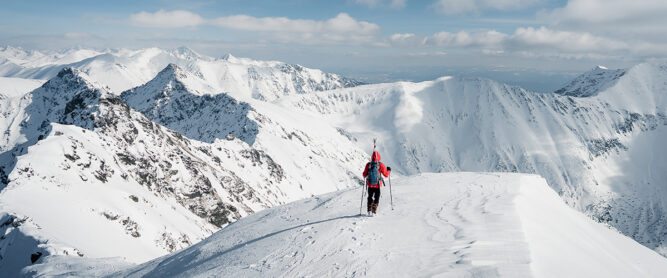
[0,46,665,275]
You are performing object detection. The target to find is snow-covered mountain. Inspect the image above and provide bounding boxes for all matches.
[554,65,626,97]
[278,62,667,256]
[0,67,366,276]
[27,173,667,277]
[120,64,257,144]
[0,46,362,100]
[1,46,666,275]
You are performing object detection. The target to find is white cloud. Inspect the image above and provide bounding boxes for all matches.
[211,13,381,45]
[129,10,205,28]
[508,27,628,52]
[427,30,507,47]
[128,11,381,46]
[549,0,667,26]
[390,30,507,48]
[390,27,636,57]
[433,0,541,15]
[211,13,380,35]
[547,0,667,42]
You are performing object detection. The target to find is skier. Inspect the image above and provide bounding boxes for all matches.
[362,151,391,216]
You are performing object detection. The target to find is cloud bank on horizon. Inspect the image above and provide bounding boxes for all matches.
[1,0,666,90]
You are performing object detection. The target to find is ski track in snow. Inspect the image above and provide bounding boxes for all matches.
[99,173,667,278]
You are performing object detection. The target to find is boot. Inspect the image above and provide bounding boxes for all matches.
[372,203,378,214]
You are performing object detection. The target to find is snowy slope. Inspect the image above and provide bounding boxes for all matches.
[1,46,667,275]
[0,46,103,68]
[0,66,368,275]
[0,46,103,81]
[120,64,257,144]
[37,173,665,278]
[279,63,667,255]
[0,46,361,100]
[0,77,45,98]
[119,63,368,196]
[0,68,304,273]
[554,65,625,97]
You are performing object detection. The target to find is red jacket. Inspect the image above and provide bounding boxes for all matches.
[363,151,390,188]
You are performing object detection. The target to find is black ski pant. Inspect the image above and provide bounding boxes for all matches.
[367,186,380,209]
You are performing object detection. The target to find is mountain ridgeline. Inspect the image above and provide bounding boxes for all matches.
[0,47,666,274]
[0,56,369,274]
[282,64,667,255]
[120,64,259,145]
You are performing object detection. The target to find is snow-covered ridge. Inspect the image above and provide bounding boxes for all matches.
[280,64,667,256]
[1,46,667,274]
[41,173,665,277]
[0,66,369,274]
[0,46,363,100]
[120,64,258,144]
[0,68,291,272]
[554,65,626,97]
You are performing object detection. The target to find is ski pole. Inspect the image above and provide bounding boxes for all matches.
[389,173,394,210]
[359,184,366,215]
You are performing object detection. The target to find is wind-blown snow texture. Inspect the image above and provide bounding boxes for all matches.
[1,46,666,275]
[49,173,665,278]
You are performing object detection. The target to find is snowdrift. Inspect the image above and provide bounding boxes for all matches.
[32,173,665,277]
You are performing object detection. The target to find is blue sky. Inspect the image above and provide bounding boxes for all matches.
[2,0,667,91]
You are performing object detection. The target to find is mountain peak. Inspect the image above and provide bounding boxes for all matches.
[161,63,181,73]
[221,53,238,62]
[123,63,215,104]
[172,46,200,59]
[554,66,626,97]
[50,67,106,94]
[56,66,79,78]
[154,63,188,82]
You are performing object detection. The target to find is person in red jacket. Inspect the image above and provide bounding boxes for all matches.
[362,151,391,215]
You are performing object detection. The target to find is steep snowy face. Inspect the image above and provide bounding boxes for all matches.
[554,65,626,97]
[0,65,369,274]
[0,67,108,164]
[0,68,297,271]
[120,64,369,197]
[282,64,667,255]
[0,47,362,100]
[120,64,258,145]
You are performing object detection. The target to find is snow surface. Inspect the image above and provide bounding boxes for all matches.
[0,77,45,98]
[279,64,667,255]
[1,47,667,275]
[0,46,361,100]
[55,173,664,278]
[0,66,368,274]
[554,65,626,97]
